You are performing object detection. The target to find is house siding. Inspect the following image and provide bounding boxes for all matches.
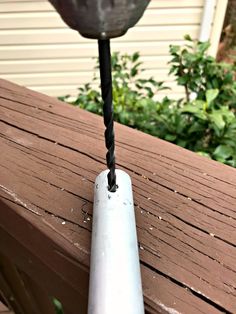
[0,0,226,99]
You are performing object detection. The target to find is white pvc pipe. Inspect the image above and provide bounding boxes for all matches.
[88,169,144,314]
[199,0,216,42]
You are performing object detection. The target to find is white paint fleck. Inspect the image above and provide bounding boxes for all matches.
[14,137,33,147]
[140,245,144,250]
[210,233,215,237]
[187,197,192,200]
[74,242,89,254]
[156,301,181,314]
[174,190,178,193]
[147,197,151,200]
[71,208,74,212]
[158,216,162,220]
[87,217,91,221]
[61,188,65,191]
[149,227,153,230]
[62,221,66,225]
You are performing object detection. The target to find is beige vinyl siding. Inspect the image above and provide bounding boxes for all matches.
[0,0,225,99]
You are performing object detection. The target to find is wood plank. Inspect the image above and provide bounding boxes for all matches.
[0,0,204,12]
[1,0,43,2]
[25,86,184,98]
[0,71,180,98]
[0,56,171,74]
[0,216,219,314]
[1,69,173,86]
[0,9,202,29]
[148,0,204,8]
[0,2,52,13]
[0,26,199,45]
[1,72,95,86]
[0,204,89,314]
[0,254,41,314]
[0,78,236,313]
[26,81,184,98]
[0,301,12,314]
[0,41,185,60]
[18,271,57,314]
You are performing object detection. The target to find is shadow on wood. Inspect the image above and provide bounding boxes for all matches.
[0,79,236,314]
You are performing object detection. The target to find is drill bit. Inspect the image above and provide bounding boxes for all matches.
[98,39,116,192]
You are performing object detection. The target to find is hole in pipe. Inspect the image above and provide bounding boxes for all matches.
[107,184,119,192]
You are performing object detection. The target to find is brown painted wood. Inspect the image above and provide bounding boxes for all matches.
[0,201,88,314]
[0,78,236,314]
[0,301,13,314]
[18,272,56,314]
[0,253,39,314]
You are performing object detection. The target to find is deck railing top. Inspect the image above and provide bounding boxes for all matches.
[0,79,236,314]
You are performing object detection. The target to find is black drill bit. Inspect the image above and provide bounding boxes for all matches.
[98,39,116,192]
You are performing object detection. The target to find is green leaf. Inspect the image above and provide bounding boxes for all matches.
[53,299,64,314]
[184,34,192,41]
[176,139,187,147]
[197,151,211,159]
[188,122,205,133]
[226,159,236,167]
[131,67,138,77]
[178,76,188,85]
[165,134,177,141]
[209,112,225,130]
[181,105,201,114]
[132,52,140,62]
[198,41,210,54]
[213,145,234,160]
[206,89,219,104]
[169,45,180,54]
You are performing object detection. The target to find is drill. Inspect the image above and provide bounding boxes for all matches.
[49,0,150,191]
[48,2,150,313]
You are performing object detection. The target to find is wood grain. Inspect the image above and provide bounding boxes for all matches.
[0,79,236,314]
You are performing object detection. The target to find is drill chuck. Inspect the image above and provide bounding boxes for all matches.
[49,0,150,39]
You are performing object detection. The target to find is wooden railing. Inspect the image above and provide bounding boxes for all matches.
[0,79,236,314]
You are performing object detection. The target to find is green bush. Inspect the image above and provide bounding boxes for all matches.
[60,51,168,135]
[60,37,236,167]
[169,35,236,109]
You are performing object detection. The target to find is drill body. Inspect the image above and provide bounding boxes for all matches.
[49,0,150,39]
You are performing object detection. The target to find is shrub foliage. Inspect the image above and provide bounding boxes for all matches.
[60,36,236,167]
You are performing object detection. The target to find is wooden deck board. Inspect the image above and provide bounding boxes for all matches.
[0,301,12,314]
[0,79,236,314]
